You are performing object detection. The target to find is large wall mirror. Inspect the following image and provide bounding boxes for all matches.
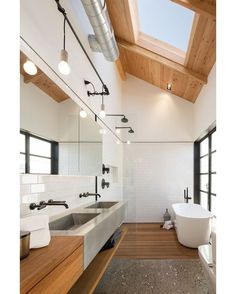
[20,52,102,176]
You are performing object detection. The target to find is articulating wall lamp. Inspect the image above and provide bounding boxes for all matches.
[106,114,128,123]
[84,80,110,118]
[115,127,134,134]
[84,80,109,97]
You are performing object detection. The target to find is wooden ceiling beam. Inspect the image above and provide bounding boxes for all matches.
[117,39,207,84]
[170,0,216,21]
[106,0,139,43]
[115,58,126,81]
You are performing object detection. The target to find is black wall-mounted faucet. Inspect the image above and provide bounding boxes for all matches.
[101,179,110,189]
[102,164,110,174]
[29,199,69,210]
[79,192,101,202]
[184,187,192,203]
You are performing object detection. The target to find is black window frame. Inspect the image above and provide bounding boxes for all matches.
[20,130,58,175]
[194,126,216,211]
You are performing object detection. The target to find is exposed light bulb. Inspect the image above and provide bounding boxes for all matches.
[58,49,70,75]
[99,103,106,118]
[23,60,38,75]
[99,129,107,135]
[167,83,172,91]
[127,140,131,145]
[80,109,87,118]
[116,129,121,134]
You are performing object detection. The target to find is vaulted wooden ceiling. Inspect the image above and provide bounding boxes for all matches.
[20,51,69,103]
[106,0,216,103]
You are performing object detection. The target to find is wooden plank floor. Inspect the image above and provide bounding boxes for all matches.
[115,223,198,259]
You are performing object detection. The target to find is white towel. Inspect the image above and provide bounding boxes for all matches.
[20,215,51,248]
[20,215,49,231]
[163,220,173,230]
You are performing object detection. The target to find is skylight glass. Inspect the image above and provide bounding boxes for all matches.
[137,0,194,52]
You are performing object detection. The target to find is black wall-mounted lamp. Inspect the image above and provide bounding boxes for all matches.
[84,80,109,97]
[115,127,134,134]
[106,114,128,123]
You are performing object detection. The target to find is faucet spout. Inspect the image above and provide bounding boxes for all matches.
[79,192,101,201]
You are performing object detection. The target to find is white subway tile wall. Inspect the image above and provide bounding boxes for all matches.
[123,143,194,222]
[20,174,96,217]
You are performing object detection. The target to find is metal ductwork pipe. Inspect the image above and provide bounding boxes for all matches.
[81,0,119,62]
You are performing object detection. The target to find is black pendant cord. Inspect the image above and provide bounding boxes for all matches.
[63,16,66,50]
[54,0,106,88]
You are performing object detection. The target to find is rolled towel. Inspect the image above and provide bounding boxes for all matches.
[163,220,173,230]
[21,215,49,231]
[20,215,51,248]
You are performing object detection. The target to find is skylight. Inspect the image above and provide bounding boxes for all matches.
[137,0,194,52]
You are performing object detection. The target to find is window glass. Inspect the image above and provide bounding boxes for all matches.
[211,132,216,152]
[200,175,208,192]
[200,156,209,173]
[20,154,26,173]
[20,133,25,153]
[200,138,208,156]
[211,152,216,173]
[30,137,51,157]
[211,195,216,216]
[211,174,216,194]
[200,192,208,210]
[29,156,51,174]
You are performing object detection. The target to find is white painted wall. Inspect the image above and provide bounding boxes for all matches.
[121,76,195,222]
[194,65,216,140]
[121,75,194,142]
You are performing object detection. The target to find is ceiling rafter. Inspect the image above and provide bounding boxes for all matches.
[170,0,216,21]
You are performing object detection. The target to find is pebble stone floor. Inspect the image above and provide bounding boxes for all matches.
[94,259,208,294]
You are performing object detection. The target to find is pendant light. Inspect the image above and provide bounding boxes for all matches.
[23,59,37,75]
[58,16,70,75]
[99,94,106,118]
[80,109,87,118]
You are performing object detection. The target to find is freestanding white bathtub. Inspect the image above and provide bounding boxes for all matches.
[172,203,213,248]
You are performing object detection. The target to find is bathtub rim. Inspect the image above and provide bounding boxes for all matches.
[172,203,213,219]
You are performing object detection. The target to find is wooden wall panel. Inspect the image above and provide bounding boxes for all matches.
[118,41,205,102]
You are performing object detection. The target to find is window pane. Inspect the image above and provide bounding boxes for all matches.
[211,195,216,216]
[200,155,209,173]
[20,134,25,153]
[200,174,209,192]
[211,132,216,152]
[200,192,208,210]
[200,138,209,156]
[211,152,216,173]
[211,174,216,194]
[20,154,26,173]
[30,156,51,174]
[30,137,51,157]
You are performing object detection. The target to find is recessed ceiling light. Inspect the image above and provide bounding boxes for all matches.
[167,83,172,91]
[116,129,121,134]
[127,140,131,145]
[116,140,120,145]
